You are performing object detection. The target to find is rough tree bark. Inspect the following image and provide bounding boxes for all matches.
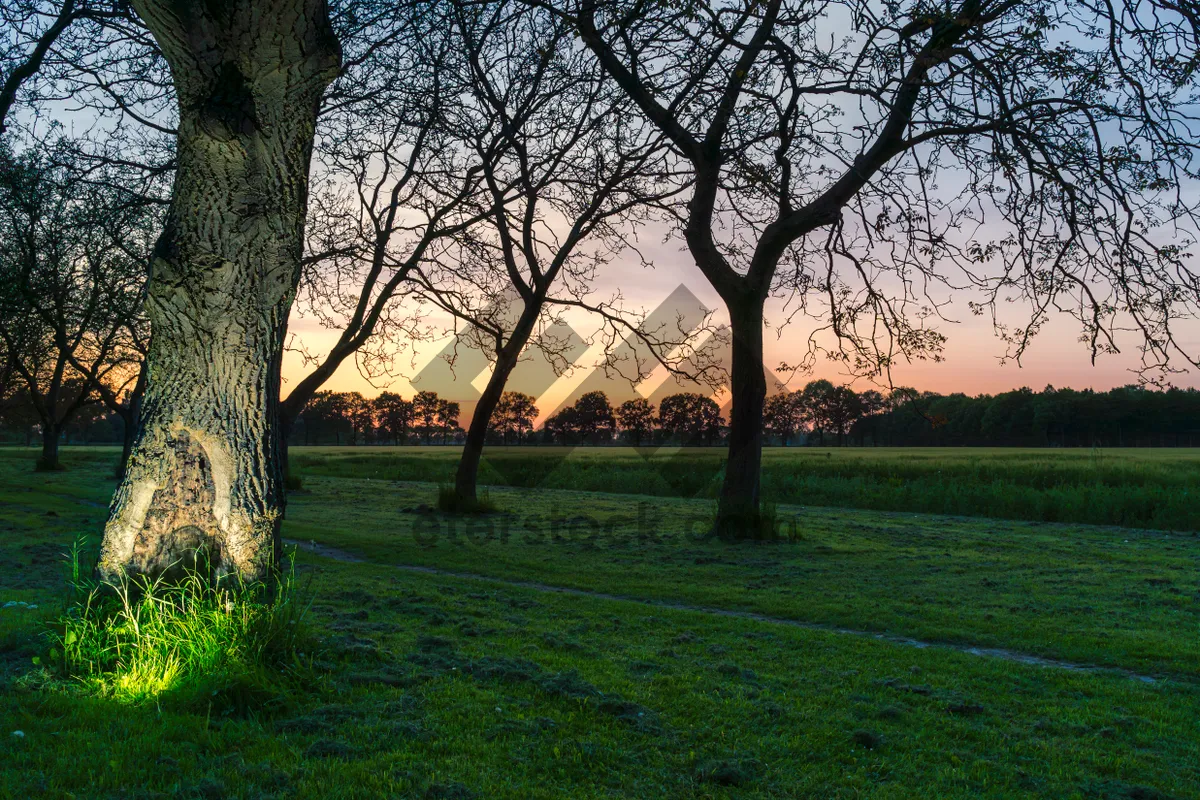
[97,0,340,584]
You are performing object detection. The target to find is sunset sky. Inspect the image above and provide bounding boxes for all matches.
[282,236,1200,425]
[12,13,1196,420]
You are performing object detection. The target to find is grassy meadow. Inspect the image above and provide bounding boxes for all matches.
[1,446,1198,798]
[293,444,1200,530]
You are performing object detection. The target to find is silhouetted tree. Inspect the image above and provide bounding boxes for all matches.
[800,381,834,446]
[405,0,674,506]
[374,391,413,445]
[658,393,723,445]
[569,391,616,444]
[543,406,576,444]
[492,391,538,444]
[0,146,149,470]
[825,387,863,447]
[763,391,804,446]
[615,397,655,446]
[300,391,351,446]
[852,389,886,446]
[281,3,490,440]
[435,398,460,445]
[343,392,374,445]
[413,390,441,444]
[570,0,1200,535]
[0,0,96,134]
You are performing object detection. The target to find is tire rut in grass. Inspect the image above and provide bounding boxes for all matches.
[285,538,1172,685]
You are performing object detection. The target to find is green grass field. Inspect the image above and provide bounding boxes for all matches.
[1,447,1198,798]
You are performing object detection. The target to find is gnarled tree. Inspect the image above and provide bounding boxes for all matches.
[282,1,495,441]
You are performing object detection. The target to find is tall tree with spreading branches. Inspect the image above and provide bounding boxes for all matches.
[407,0,677,508]
[0,144,150,471]
[282,2,499,441]
[564,0,1200,535]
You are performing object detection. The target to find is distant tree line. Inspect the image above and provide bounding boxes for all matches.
[852,384,1200,448]
[10,376,1200,455]
[291,390,461,446]
[11,380,1200,450]
[0,389,129,447]
[299,383,1200,447]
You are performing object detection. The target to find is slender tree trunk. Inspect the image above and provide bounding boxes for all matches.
[714,298,767,538]
[454,300,543,506]
[116,366,147,481]
[455,351,519,505]
[98,0,340,584]
[40,424,60,469]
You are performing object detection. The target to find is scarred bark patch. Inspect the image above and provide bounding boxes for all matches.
[130,430,225,579]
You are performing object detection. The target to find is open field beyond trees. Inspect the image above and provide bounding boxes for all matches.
[1,447,1198,798]
[291,445,1200,532]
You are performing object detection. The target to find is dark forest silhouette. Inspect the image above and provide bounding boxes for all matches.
[8,382,1196,450]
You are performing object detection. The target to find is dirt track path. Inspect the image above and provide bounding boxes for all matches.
[286,537,1170,685]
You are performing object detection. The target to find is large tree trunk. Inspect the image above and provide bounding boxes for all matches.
[714,298,767,538]
[97,0,340,584]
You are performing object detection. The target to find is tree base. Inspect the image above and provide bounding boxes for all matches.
[713,501,785,542]
[437,485,499,514]
[100,429,280,585]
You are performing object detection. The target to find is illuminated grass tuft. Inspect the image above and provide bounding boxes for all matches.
[37,541,318,712]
